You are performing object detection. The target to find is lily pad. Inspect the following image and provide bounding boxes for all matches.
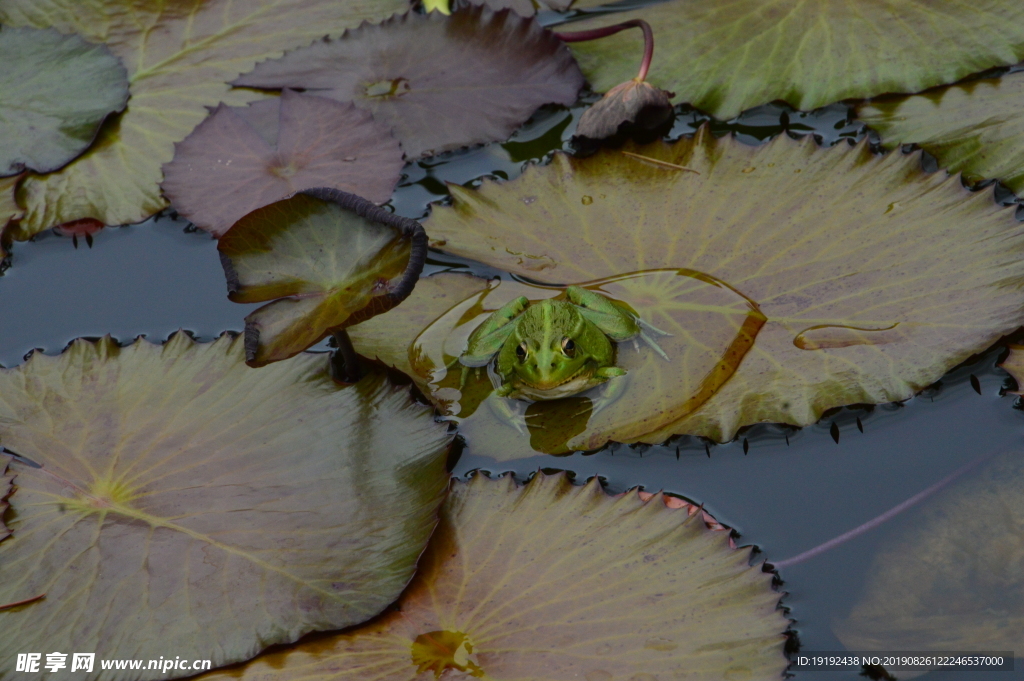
[857,71,1024,195]
[835,449,1024,656]
[0,26,128,177]
[219,190,418,367]
[233,7,584,158]
[563,0,1024,120]
[0,0,408,239]
[162,90,404,237]
[199,472,788,681]
[0,332,452,678]
[419,130,1024,446]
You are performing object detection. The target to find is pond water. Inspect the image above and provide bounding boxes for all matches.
[2,5,1022,678]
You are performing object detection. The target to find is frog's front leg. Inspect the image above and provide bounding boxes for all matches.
[591,366,628,416]
[485,386,529,434]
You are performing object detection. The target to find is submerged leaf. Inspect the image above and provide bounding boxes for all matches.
[857,71,1024,194]
[0,26,128,176]
[219,190,416,367]
[565,0,1024,120]
[200,472,788,681]
[0,333,451,679]
[0,0,408,239]
[421,130,1024,446]
[162,90,403,237]
[836,450,1024,657]
[233,8,584,158]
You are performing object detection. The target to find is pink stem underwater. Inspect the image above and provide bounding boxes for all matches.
[772,451,996,571]
[554,19,654,82]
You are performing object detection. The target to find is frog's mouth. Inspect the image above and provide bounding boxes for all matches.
[513,365,596,400]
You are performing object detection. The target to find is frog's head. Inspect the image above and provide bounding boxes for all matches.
[498,299,613,392]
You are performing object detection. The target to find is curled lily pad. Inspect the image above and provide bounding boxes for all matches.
[0,332,451,678]
[857,71,1024,195]
[199,472,788,681]
[835,450,1024,656]
[162,90,403,237]
[0,0,408,239]
[233,7,584,158]
[999,344,1024,394]
[565,0,1024,120]
[0,175,22,259]
[421,130,1024,446]
[0,27,128,177]
[219,189,423,367]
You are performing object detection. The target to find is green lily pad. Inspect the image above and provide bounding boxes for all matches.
[417,130,1024,447]
[198,472,788,681]
[0,332,451,678]
[0,0,408,239]
[857,71,1024,195]
[0,26,128,177]
[563,0,1024,120]
[233,7,584,158]
[219,190,417,367]
[162,90,404,237]
[835,449,1024,657]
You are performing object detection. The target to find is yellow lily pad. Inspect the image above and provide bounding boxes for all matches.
[0,0,407,239]
[418,130,1024,445]
[564,0,1024,120]
[0,333,451,676]
[858,70,1024,195]
[198,472,788,681]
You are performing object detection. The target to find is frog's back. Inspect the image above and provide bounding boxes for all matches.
[512,299,585,346]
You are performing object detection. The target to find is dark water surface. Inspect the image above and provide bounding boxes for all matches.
[2,13,1021,678]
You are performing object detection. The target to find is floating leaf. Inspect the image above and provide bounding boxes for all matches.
[421,130,1024,445]
[0,26,128,177]
[162,91,403,237]
[0,333,451,679]
[835,450,1024,657]
[220,190,419,367]
[200,472,788,681]
[564,0,1024,120]
[233,8,584,158]
[857,71,1024,195]
[0,0,408,239]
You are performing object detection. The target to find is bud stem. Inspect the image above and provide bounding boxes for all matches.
[554,19,654,82]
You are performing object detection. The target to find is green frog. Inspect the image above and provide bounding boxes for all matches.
[459,286,668,430]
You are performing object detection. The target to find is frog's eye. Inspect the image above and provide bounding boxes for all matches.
[561,337,576,358]
[516,342,528,362]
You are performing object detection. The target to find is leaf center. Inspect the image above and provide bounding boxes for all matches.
[410,630,484,678]
[364,77,411,99]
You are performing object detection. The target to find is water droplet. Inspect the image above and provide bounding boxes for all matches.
[644,636,677,651]
[342,156,357,162]
[884,201,900,214]
[741,166,756,173]
[581,195,593,205]
[793,323,900,350]
[522,196,537,205]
